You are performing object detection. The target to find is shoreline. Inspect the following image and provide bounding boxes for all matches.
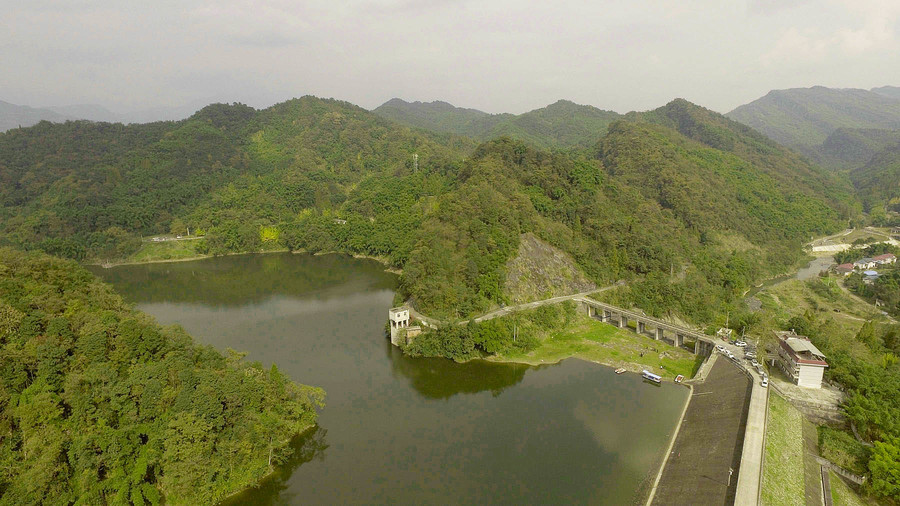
[216,422,319,505]
[482,353,689,382]
[89,248,402,274]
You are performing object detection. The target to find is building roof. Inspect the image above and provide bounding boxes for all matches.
[835,263,854,272]
[776,331,828,366]
[873,253,896,261]
[864,270,879,276]
[855,257,874,264]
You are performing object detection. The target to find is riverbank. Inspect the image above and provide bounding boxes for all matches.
[90,248,402,274]
[484,313,701,381]
[218,423,320,506]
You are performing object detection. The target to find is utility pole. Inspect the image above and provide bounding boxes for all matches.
[413,153,418,172]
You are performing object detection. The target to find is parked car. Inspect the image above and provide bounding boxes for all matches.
[734,341,747,347]
[716,345,726,353]
[751,359,760,368]
[760,377,768,388]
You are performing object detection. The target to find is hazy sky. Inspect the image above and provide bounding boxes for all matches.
[2,0,899,115]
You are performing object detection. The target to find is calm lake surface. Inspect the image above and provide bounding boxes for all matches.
[92,253,689,505]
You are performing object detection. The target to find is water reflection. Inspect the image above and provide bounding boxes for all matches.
[385,343,533,399]
[89,252,396,307]
[95,254,690,505]
[221,427,329,506]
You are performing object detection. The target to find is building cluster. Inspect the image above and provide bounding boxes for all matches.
[834,253,895,283]
[773,330,828,389]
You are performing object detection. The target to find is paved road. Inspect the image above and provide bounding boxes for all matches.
[716,339,768,506]
[735,360,768,505]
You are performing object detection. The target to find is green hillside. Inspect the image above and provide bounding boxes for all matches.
[726,86,900,156]
[820,127,900,170]
[851,142,900,209]
[0,96,855,324]
[373,98,620,149]
[873,86,900,100]
[0,248,324,504]
[371,98,507,137]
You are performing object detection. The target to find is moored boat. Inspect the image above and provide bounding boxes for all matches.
[641,369,662,383]
[674,374,684,383]
[615,368,626,374]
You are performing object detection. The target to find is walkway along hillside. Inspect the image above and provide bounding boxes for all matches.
[402,287,719,357]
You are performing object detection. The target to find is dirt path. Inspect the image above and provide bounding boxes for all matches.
[836,282,897,323]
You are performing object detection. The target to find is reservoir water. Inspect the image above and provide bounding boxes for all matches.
[92,253,689,505]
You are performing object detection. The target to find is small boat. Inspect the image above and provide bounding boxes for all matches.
[674,375,685,383]
[615,368,626,374]
[641,370,662,384]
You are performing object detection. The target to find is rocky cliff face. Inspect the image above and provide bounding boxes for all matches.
[504,233,596,303]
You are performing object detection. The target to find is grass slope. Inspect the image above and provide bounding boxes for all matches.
[761,392,806,506]
[493,312,699,379]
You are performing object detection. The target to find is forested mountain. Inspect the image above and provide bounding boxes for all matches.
[820,128,900,170]
[873,86,900,100]
[45,104,122,123]
[726,86,900,166]
[0,248,324,504]
[0,100,76,132]
[0,95,855,323]
[372,98,504,136]
[727,86,900,148]
[373,98,620,149]
[851,143,900,209]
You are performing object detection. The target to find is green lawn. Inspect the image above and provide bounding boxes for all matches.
[125,239,204,263]
[493,314,700,379]
[829,470,869,506]
[761,392,806,506]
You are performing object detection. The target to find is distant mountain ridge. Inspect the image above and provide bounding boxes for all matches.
[872,86,900,100]
[0,99,213,132]
[727,86,900,149]
[0,94,854,322]
[726,86,900,173]
[373,98,620,148]
[0,100,76,132]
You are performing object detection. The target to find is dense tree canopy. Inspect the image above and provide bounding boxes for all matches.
[0,96,856,322]
[0,248,324,504]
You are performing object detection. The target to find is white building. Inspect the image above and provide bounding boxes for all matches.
[853,257,876,270]
[389,307,410,346]
[774,331,828,388]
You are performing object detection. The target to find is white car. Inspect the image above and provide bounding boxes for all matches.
[716,345,726,353]
[725,351,735,359]
[734,341,747,347]
[760,377,768,388]
[751,359,760,368]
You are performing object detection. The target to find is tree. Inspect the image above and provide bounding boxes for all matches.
[870,436,900,498]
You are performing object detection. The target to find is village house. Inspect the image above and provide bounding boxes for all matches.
[864,270,880,284]
[834,263,854,275]
[853,257,876,270]
[872,253,896,266]
[773,330,828,389]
